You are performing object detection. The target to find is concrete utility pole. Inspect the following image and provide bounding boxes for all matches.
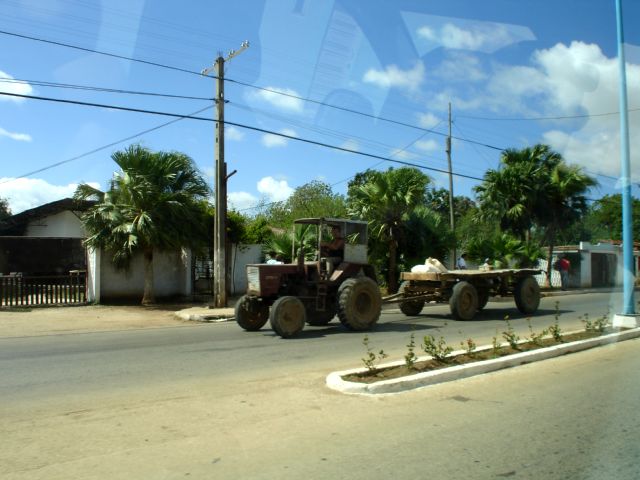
[612,0,637,327]
[202,41,249,308]
[446,102,456,269]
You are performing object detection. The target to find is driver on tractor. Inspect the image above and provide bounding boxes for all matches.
[320,225,345,259]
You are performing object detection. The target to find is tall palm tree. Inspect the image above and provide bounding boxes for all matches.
[475,144,596,285]
[348,167,430,293]
[74,144,210,304]
[538,163,597,285]
[475,144,562,241]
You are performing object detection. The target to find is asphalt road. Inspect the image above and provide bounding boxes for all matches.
[2,291,638,479]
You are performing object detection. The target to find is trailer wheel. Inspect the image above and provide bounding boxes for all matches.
[398,281,425,316]
[338,277,382,331]
[477,291,490,311]
[270,296,306,338]
[514,275,540,314]
[449,281,479,320]
[235,295,269,331]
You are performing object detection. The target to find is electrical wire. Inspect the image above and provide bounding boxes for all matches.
[0,77,213,101]
[0,29,503,151]
[0,91,483,183]
[0,105,213,185]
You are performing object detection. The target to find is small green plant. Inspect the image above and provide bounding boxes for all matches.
[527,318,547,346]
[582,313,594,332]
[422,335,453,362]
[548,301,563,342]
[491,332,502,357]
[502,315,520,349]
[404,332,417,370]
[361,335,388,372]
[593,309,610,332]
[548,322,563,342]
[460,337,477,356]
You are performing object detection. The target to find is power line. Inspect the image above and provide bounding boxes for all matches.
[1,77,213,101]
[0,105,213,185]
[0,91,484,182]
[0,29,207,78]
[457,108,640,121]
[0,91,214,120]
[0,28,504,151]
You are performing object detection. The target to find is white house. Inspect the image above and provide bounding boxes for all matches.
[0,198,261,304]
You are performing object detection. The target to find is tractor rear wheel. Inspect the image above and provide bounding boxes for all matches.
[398,281,425,316]
[270,296,306,338]
[337,277,382,331]
[449,281,479,320]
[514,275,540,314]
[235,295,269,331]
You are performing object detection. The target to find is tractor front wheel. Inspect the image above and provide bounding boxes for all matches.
[270,296,306,338]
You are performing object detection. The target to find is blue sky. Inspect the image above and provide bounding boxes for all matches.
[1,0,639,214]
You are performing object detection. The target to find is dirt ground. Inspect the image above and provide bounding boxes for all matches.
[0,304,196,338]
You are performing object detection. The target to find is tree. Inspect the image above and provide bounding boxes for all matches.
[474,145,562,241]
[583,194,640,242]
[474,144,596,285]
[74,144,210,305]
[0,197,11,221]
[426,188,475,222]
[347,167,431,293]
[265,180,347,228]
[538,162,597,284]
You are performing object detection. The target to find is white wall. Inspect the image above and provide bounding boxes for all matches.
[230,244,262,294]
[25,211,86,238]
[99,248,191,301]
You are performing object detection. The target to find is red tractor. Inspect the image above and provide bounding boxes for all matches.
[235,218,382,338]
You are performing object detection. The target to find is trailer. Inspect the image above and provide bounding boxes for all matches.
[390,268,542,320]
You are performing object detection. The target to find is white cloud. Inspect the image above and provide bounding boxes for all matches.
[415,139,441,153]
[417,112,442,129]
[435,52,487,82]
[261,128,296,148]
[0,71,33,102]
[251,86,304,112]
[363,61,425,92]
[0,178,101,214]
[0,127,31,142]
[257,176,293,202]
[340,139,359,152]
[225,126,244,141]
[228,191,258,211]
[417,22,527,53]
[432,41,640,179]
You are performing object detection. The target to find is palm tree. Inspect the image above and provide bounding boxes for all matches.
[475,144,562,241]
[538,163,597,285]
[348,167,430,293]
[475,144,596,285]
[74,144,210,305]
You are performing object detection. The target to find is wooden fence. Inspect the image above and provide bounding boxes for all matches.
[0,271,87,307]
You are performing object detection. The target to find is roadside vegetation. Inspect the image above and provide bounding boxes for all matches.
[346,302,617,384]
[64,140,632,303]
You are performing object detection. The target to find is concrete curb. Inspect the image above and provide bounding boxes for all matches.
[326,327,640,396]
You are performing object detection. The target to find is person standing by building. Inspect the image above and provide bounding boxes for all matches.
[558,255,571,290]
